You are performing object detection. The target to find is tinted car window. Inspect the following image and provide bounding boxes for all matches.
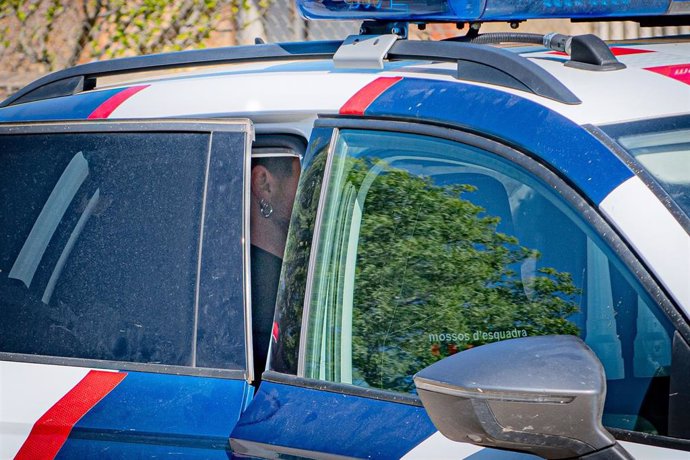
[302,129,676,436]
[0,131,240,368]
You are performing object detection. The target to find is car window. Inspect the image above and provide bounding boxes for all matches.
[301,129,677,437]
[0,128,247,371]
[602,116,690,227]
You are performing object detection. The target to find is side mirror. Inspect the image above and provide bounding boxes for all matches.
[413,335,631,459]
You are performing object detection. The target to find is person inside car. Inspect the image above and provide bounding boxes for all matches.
[250,153,301,385]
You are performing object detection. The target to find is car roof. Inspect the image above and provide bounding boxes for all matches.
[0,36,688,134]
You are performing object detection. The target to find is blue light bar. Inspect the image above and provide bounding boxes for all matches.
[297,0,674,22]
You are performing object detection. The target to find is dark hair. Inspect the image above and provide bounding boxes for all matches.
[252,156,296,179]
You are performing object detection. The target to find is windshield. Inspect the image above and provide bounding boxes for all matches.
[602,116,690,225]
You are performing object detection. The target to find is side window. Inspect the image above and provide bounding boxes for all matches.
[303,129,677,437]
[0,126,248,371]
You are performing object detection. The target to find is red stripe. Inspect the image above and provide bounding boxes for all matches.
[88,85,149,119]
[272,321,280,343]
[15,371,126,459]
[340,77,403,115]
[645,64,690,85]
[609,47,654,56]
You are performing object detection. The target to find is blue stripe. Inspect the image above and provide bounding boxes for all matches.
[58,372,248,455]
[230,381,435,458]
[0,88,124,122]
[364,78,633,205]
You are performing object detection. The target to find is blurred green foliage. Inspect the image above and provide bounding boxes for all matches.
[0,0,250,70]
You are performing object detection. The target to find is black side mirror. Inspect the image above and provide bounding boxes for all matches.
[413,335,631,459]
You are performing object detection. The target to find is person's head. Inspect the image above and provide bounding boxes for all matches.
[250,155,301,257]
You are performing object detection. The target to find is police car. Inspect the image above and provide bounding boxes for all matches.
[1,0,689,458]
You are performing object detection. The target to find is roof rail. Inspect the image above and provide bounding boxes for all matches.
[2,38,582,108]
[0,41,342,108]
[388,40,581,104]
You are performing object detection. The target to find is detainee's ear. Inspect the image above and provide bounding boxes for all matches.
[251,165,272,199]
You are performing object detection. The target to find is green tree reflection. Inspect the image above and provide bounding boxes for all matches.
[348,159,580,393]
[272,142,329,373]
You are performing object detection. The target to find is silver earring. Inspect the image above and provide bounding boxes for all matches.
[259,199,273,218]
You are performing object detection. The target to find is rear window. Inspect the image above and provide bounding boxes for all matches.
[0,129,246,370]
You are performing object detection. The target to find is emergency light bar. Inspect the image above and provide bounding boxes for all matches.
[297,0,686,23]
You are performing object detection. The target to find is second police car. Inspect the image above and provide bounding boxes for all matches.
[0,0,689,458]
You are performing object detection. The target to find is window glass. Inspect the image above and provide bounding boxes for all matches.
[271,128,333,374]
[194,130,248,371]
[304,129,676,436]
[602,116,690,226]
[1,132,208,367]
[618,128,690,220]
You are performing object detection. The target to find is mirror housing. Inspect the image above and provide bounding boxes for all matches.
[414,335,625,459]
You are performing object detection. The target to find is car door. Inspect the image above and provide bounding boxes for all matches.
[230,119,690,459]
[0,119,255,458]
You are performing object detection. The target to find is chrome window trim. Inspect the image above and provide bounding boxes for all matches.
[243,130,256,383]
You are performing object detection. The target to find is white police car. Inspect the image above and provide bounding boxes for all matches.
[1,0,689,458]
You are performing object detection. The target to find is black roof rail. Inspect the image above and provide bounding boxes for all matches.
[0,41,342,108]
[2,37,581,108]
[388,40,581,104]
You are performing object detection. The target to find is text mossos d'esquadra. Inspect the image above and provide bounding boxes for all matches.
[429,328,528,343]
